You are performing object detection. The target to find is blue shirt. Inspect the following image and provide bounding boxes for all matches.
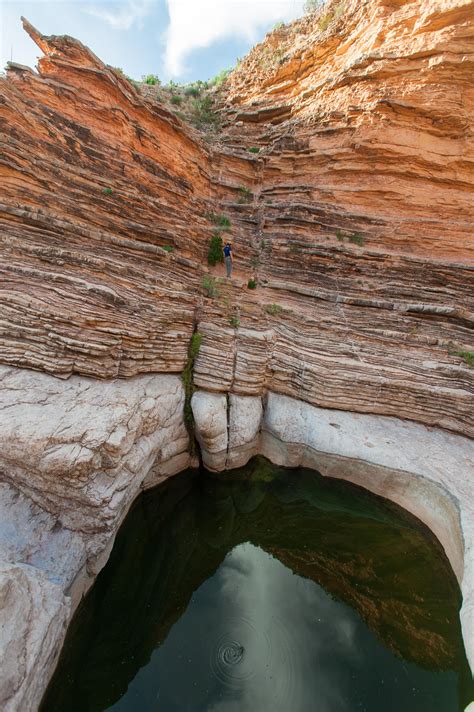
[223,244,232,257]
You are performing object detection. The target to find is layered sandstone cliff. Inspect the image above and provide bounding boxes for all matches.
[0,1,473,709]
[0,0,473,436]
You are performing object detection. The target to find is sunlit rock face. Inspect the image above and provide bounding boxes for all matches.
[0,1,473,709]
[0,1,473,437]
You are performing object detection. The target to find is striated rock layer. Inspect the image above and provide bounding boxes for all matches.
[0,1,473,709]
[0,1,473,438]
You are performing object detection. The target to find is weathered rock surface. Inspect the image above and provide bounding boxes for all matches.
[0,365,189,708]
[227,394,263,467]
[192,391,263,469]
[0,366,189,535]
[0,482,86,591]
[0,563,69,712]
[0,2,473,438]
[191,391,228,470]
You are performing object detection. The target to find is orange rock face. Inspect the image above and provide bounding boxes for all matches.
[1,18,211,378]
[0,3,473,437]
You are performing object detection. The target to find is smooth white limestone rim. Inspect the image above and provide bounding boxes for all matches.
[261,392,474,679]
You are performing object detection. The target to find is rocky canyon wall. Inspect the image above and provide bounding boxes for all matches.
[0,0,473,709]
[0,1,473,436]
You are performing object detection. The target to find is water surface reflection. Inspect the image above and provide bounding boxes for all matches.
[42,458,473,712]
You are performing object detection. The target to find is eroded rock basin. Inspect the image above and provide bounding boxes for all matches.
[41,458,473,712]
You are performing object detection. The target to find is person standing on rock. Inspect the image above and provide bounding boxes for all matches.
[223,241,233,278]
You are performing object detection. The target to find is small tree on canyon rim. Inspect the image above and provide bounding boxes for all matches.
[304,0,324,11]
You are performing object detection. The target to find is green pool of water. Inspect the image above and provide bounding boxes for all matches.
[41,457,473,712]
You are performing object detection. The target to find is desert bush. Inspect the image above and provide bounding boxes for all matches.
[143,74,160,85]
[304,0,324,12]
[208,233,224,266]
[456,350,474,367]
[202,275,220,298]
[218,215,231,228]
[191,96,219,129]
[209,68,232,87]
[349,232,365,246]
[208,213,231,229]
[264,303,283,316]
[237,186,253,203]
[184,85,201,97]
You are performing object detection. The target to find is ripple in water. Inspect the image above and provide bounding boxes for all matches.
[210,615,269,690]
[207,546,300,709]
[220,641,244,666]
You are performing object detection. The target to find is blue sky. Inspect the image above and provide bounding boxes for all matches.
[1,0,305,83]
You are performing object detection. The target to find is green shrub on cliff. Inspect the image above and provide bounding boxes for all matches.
[208,233,224,266]
[264,303,283,316]
[304,0,345,28]
[304,0,324,12]
[456,350,474,367]
[191,96,219,129]
[207,213,231,229]
[185,85,201,97]
[349,232,365,246]
[209,68,232,88]
[143,74,160,85]
[217,215,231,228]
[237,186,253,204]
[202,275,220,298]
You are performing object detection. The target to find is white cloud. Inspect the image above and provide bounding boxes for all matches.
[164,0,304,77]
[85,0,155,30]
